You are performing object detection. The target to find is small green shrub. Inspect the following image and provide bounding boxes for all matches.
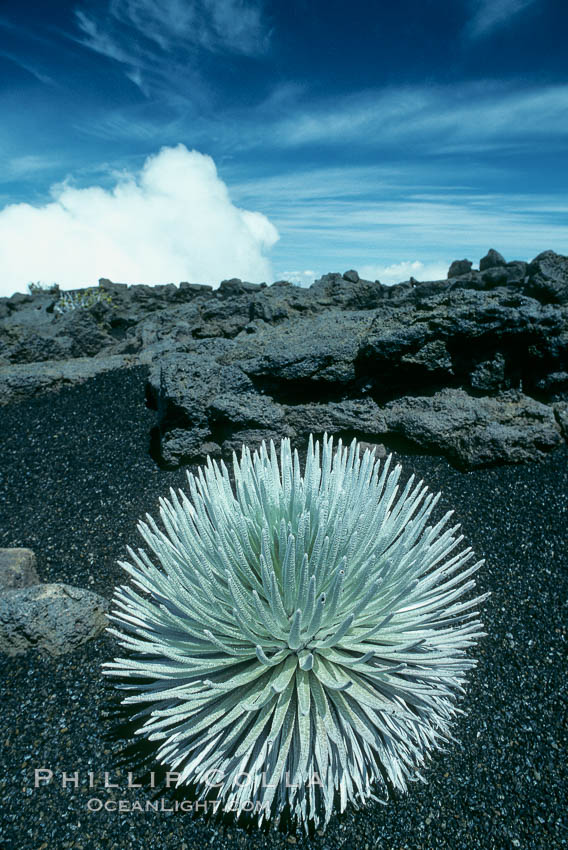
[27,281,60,294]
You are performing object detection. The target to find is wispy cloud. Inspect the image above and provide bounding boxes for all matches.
[0,49,55,86]
[109,0,269,54]
[74,10,133,65]
[230,164,568,281]
[261,82,568,153]
[73,0,270,97]
[71,75,568,154]
[73,106,178,142]
[3,155,61,180]
[466,0,538,39]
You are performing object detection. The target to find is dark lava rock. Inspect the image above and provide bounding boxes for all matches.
[525,250,568,304]
[5,331,75,364]
[218,278,266,297]
[481,261,527,289]
[410,279,449,299]
[448,258,473,277]
[479,248,506,271]
[2,250,568,469]
[0,354,135,403]
[309,272,387,309]
[383,388,563,468]
[227,310,368,385]
[469,352,507,391]
[148,351,256,467]
[448,270,484,291]
[285,397,388,438]
[0,583,108,656]
[342,269,360,283]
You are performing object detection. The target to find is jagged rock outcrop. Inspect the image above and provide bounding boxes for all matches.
[1,249,567,468]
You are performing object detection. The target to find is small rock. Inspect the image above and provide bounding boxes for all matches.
[342,269,360,283]
[0,548,40,592]
[448,258,473,278]
[218,278,264,296]
[526,250,568,304]
[0,583,109,656]
[470,353,507,392]
[178,282,213,295]
[400,339,453,374]
[479,249,506,271]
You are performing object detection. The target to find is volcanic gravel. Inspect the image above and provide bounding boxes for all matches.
[0,364,566,850]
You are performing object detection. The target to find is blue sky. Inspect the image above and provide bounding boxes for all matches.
[0,0,567,293]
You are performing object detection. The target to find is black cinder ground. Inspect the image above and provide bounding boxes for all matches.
[0,365,566,850]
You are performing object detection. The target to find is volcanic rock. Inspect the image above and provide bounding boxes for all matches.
[480,249,507,271]
[2,250,567,469]
[0,583,109,656]
[382,388,563,468]
[0,355,136,404]
[342,269,360,283]
[525,250,568,304]
[448,258,473,277]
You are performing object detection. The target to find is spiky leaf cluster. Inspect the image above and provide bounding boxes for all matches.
[104,435,486,830]
[53,287,114,313]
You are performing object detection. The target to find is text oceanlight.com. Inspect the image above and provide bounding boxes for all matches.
[86,798,268,814]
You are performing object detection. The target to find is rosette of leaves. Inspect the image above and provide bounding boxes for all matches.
[105,435,486,830]
[53,286,114,313]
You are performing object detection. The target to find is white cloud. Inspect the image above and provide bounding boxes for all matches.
[466,0,537,38]
[358,260,450,285]
[278,262,449,288]
[279,269,317,286]
[0,144,279,295]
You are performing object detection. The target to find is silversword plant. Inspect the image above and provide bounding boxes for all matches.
[105,435,487,830]
[53,286,114,313]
